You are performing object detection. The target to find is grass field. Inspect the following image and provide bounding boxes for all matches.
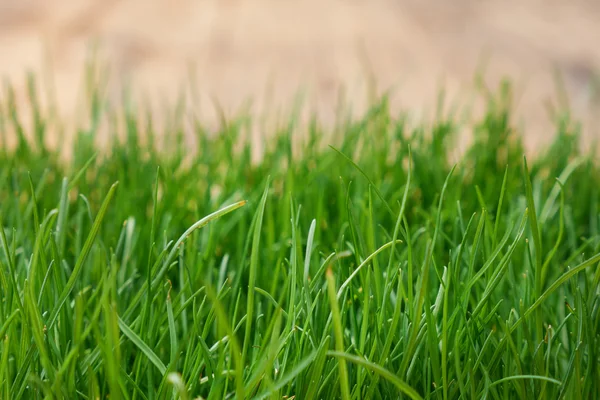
[1,76,599,399]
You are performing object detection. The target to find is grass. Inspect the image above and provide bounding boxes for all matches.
[0,72,599,399]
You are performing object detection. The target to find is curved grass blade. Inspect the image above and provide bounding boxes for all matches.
[327,351,423,400]
[489,251,600,367]
[118,316,166,375]
[123,200,247,317]
[337,239,402,299]
[67,152,98,191]
[254,349,318,400]
[489,374,561,388]
[0,308,20,338]
[154,200,247,290]
[329,145,395,218]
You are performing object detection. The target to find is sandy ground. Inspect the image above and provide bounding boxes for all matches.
[1,0,600,152]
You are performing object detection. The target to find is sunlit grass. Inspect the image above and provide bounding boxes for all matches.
[0,72,599,399]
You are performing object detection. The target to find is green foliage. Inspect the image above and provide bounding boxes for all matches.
[0,74,599,399]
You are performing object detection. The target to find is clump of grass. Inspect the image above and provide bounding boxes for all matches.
[0,73,599,399]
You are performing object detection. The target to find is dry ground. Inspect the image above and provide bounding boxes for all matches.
[1,0,600,152]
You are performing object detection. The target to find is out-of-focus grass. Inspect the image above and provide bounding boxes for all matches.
[0,71,599,399]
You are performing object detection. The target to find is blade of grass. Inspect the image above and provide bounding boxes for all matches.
[242,177,270,367]
[118,316,166,375]
[327,351,423,400]
[326,268,351,400]
[48,181,119,329]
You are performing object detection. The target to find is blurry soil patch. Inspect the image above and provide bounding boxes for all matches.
[1,0,599,156]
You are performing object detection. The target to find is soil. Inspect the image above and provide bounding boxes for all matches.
[1,0,599,152]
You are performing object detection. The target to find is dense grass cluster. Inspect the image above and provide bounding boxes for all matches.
[0,76,599,399]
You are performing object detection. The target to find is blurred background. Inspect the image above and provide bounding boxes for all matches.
[1,0,600,151]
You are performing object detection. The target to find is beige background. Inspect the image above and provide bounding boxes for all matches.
[1,0,600,152]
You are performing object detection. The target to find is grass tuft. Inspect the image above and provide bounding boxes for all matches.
[0,75,599,398]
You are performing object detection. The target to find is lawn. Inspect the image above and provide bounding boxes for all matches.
[0,75,599,399]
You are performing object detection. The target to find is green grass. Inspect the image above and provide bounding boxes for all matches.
[0,73,600,399]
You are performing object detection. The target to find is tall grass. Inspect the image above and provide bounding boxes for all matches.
[0,73,599,399]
